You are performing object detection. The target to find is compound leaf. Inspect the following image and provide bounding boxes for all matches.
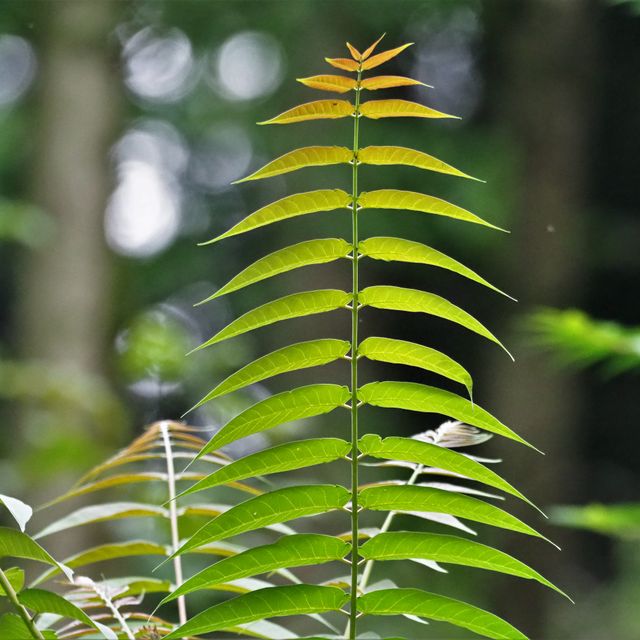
[203,189,351,244]
[194,289,351,351]
[173,485,350,554]
[259,100,354,125]
[357,588,526,640]
[161,534,350,605]
[197,384,350,456]
[358,189,505,231]
[179,438,350,498]
[164,584,348,639]
[201,238,352,302]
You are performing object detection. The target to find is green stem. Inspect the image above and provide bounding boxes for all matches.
[347,67,363,640]
[0,567,45,640]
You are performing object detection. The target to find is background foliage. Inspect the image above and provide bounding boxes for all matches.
[1,0,639,638]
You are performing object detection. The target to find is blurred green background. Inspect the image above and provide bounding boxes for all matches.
[1,0,639,637]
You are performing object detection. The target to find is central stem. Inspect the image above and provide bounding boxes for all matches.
[348,67,363,640]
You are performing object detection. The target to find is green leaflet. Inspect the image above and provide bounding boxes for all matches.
[196,384,350,456]
[360,99,459,120]
[359,237,512,300]
[358,337,472,397]
[357,588,526,640]
[358,189,506,231]
[359,485,546,540]
[358,381,534,449]
[359,285,512,359]
[258,100,354,125]
[200,238,352,302]
[202,189,351,245]
[32,540,167,586]
[34,502,167,539]
[235,147,352,182]
[161,534,350,605]
[358,434,535,509]
[0,527,72,580]
[179,438,350,498]
[173,485,350,555]
[193,339,351,408]
[358,146,480,181]
[359,532,568,598]
[164,584,349,639]
[0,568,24,596]
[193,289,351,352]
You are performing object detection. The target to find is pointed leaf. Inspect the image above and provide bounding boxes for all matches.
[0,528,72,580]
[325,57,359,72]
[360,532,568,598]
[359,285,511,357]
[201,238,352,302]
[203,189,351,244]
[346,42,362,60]
[358,381,534,449]
[162,534,350,605]
[358,434,534,509]
[297,75,357,94]
[359,237,511,299]
[361,43,413,70]
[259,100,353,125]
[180,438,350,498]
[359,337,472,397]
[34,503,167,539]
[0,568,24,596]
[358,588,526,640]
[362,34,386,60]
[359,485,545,540]
[236,147,352,183]
[194,289,351,352]
[195,339,350,408]
[358,189,505,231]
[360,99,458,120]
[197,384,350,456]
[174,485,350,554]
[0,495,32,532]
[358,146,478,180]
[361,76,429,91]
[164,584,348,639]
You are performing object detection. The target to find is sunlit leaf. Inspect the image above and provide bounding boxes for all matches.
[34,503,167,539]
[361,43,413,70]
[361,76,429,91]
[346,42,362,61]
[0,495,32,532]
[0,527,73,580]
[200,238,352,303]
[360,532,568,598]
[164,584,349,639]
[358,588,526,640]
[359,237,512,299]
[193,289,351,352]
[179,439,350,498]
[236,147,353,183]
[324,57,359,72]
[259,100,354,125]
[360,99,459,120]
[0,567,24,596]
[161,534,350,605]
[358,434,535,508]
[358,382,534,449]
[358,189,505,231]
[358,146,478,180]
[359,485,546,540]
[297,75,357,93]
[173,485,350,554]
[358,337,472,397]
[202,189,351,244]
[359,286,511,357]
[362,34,386,60]
[196,384,350,456]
